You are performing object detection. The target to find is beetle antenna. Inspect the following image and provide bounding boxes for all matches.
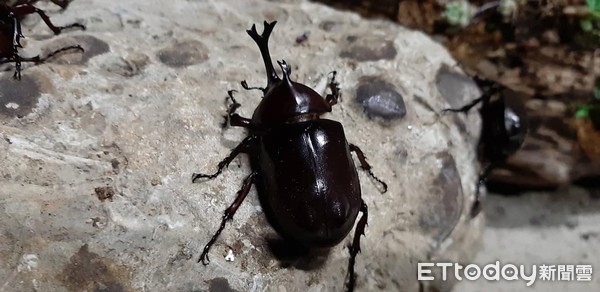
[247,21,280,88]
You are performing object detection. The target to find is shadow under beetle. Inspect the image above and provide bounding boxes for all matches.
[0,0,85,80]
[192,21,388,292]
[444,77,527,217]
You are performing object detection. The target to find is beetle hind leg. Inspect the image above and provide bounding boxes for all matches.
[198,171,257,265]
[349,144,388,193]
[346,200,368,292]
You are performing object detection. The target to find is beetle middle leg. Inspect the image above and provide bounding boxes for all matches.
[11,4,85,35]
[198,171,257,265]
[349,144,388,193]
[192,135,255,181]
[346,200,368,292]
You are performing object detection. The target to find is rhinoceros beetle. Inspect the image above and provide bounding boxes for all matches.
[192,21,387,291]
[444,77,527,216]
[0,0,84,79]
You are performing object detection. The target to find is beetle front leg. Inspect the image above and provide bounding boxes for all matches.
[470,161,497,217]
[11,4,85,35]
[346,200,368,292]
[9,45,84,80]
[325,71,340,106]
[199,171,257,265]
[48,0,72,9]
[241,80,266,93]
[442,96,484,114]
[349,144,388,193]
[222,90,254,129]
[441,80,502,114]
[192,135,255,182]
[4,54,23,80]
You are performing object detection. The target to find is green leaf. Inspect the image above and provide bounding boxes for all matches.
[444,1,474,27]
[576,105,591,118]
[588,0,600,12]
[581,19,593,31]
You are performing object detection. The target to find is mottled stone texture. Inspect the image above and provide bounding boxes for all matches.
[0,0,483,291]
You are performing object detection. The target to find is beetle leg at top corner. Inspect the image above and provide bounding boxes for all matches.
[191,21,388,292]
[0,1,85,80]
[442,77,527,217]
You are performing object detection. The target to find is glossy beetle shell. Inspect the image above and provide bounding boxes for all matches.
[252,119,361,247]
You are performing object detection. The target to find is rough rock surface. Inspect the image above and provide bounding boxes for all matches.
[0,0,483,291]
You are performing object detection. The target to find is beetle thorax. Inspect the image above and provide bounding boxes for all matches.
[251,74,332,128]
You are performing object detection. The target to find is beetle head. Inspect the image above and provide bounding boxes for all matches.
[246,21,332,129]
[501,104,527,156]
[479,82,528,160]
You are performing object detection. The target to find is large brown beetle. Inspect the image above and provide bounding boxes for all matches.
[192,21,387,291]
[444,77,527,216]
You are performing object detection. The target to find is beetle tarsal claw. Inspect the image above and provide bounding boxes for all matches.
[241,80,266,92]
[191,173,216,182]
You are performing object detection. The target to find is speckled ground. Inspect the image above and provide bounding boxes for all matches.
[1,0,485,291]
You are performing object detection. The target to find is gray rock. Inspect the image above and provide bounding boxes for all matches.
[356,76,407,122]
[0,0,483,291]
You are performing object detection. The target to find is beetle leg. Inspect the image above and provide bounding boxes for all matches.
[192,135,255,182]
[198,171,257,265]
[325,71,341,106]
[4,54,22,80]
[442,96,484,114]
[442,81,502,114]
[11,4,85,35]
[347,200,368,292]
[348,144,388,193]
[241,80,266,94]
[222,90,254,129]
[471,161,498,217]
[9,45,84,80]
[48,0,71,9]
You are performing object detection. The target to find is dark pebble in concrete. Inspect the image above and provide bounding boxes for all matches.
[0,75,41,118]
[101,53,149,77]
[157,40,209,68]
[43,35,110,65]
[58,244,133,292]
[340,35,396,61]
[356,76,406,121]
[209,277,239,292]
[435,66,480,108]
[420,153,463,243]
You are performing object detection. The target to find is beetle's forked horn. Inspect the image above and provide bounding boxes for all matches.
[247,21,280,88]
